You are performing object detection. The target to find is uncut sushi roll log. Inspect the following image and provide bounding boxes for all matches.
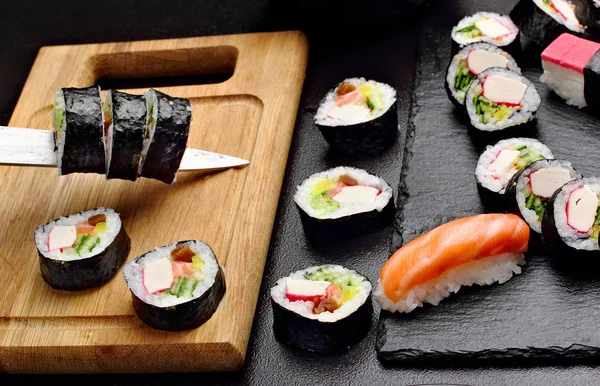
[270,265,372,354]
[34,208,131,290]
[476,138,554,205]
[446,42,521,107]
[314,78,397,155]
[294,166,395,244]
[374,213,530,313]
[510,0,593,47]
[451,12,520,53]
[465,67,541,131]
[123,240,226,331]
[505,159,581,233]
[53,86,106,175]
[540,33,600,109]
[103,90,147,181]
[542,177,600,257]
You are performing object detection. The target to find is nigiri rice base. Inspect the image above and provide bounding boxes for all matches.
[374,252,525,313]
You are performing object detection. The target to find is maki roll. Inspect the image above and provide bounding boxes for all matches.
[451,12,520,52]
[506,159,581,233]
[446,42,521,107]
[293,166,395,244]
[314,78,397,155]
[542,177,600,257]
[138,89,192,184]
[53,86,106,175]
[475,137,554,204]
[123,240,226,331]
[465,67,541,131]
[510,0,593,47]
[103,90,147,181]
[270,265,372,354]
[34,208,130,290]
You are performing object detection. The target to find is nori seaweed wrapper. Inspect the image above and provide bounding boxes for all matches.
[59,86,106,175]
[140,89,192,184]
[584,49,600,110]
[106,90,146,181]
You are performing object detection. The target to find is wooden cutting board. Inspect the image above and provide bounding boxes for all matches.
[0,31,308,374]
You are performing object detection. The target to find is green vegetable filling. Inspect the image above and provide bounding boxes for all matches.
[456,24,482,39]
[53,108,65,138]
[305,266,364,287]
[591,208,600,239]
[510,145,546,169]
[166,276,199,298]
[454,59,476,99]
[473,95,513,124]
[525,193,547,221]
[308,178,340,215]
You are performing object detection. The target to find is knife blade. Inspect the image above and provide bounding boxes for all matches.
[0,126,249,172]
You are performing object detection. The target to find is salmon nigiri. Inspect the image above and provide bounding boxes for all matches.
[374,213,530,313]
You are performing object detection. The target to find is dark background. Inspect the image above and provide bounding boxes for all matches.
[2,0,600,384]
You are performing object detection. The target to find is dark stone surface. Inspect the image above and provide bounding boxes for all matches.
[5,0,600,384]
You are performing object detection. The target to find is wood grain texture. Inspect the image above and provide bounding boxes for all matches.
[0,31,308,373]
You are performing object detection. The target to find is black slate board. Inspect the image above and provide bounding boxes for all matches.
[376,27,600,366]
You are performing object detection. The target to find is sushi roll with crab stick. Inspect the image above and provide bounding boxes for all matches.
[123,240,226,331]
[451,12,520,54]
[506,159,581,233]
[465,67,541,132]
[34,208,131,290]
[475,137,554,206]
[314,78,397,156]
[446,42,521,107]
[542,177,600,258]
[510,0,593,48]
[293,166,395,244]
[270,265,372,354]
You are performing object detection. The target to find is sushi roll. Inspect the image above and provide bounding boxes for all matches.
[138,89,192,184]
[506,159,581,233]
[53,86,106,175]
[374,213,530,313]
[293,166,395,244]
[103,90,147,181]
[510,0,593,47]
[123,240,226,331]
[475,137,554,204]
[465,67,541,131]
[540,33,600,109]
[445,42,521,107]
[450,12,520,52]
[542,177,600,257]
[270,265,372,354]
[34,208,130,290]
[314,78,397,156]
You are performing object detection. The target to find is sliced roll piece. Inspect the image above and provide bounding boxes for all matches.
[103,90,147,181]
[53,86,106,175]
[293,166,395,244]
[123,240,226,331]
[270,265,372,354]
[138,89,192,184]
[451,12,520,51]
[34,207,130,290]
[465,67,541,131]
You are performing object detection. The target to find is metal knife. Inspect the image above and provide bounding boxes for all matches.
[0,126,249,173]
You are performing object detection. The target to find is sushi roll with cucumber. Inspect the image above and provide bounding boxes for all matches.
[294,166,395,244]
[270,265,372,354]
[34,208,130,290]
[123,240,226,331]
[542,177,600,257]
[314,78,397,155]
[451,12,520,52]
[53,86,106,175]
[446,42,521,107]
[103,90,147,181]
[465,67,541,131]
[506,159,581,233]
[476,137,554,204]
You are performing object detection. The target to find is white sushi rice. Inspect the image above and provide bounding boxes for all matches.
[34,207,121,261]
[138,89,159,175]
[374,252,525,313]
[123,240,220,308]
[53,90,66,175]
[270,265,371,323]
[540,71,587,108]
[314,78,396,127]
[533,0,585,33]
[552,178,600,251]
[475,138,554,194]
[294,166,393,220]
[451,12,519,47]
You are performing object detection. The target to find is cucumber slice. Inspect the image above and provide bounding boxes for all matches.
[76,234,100,255]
